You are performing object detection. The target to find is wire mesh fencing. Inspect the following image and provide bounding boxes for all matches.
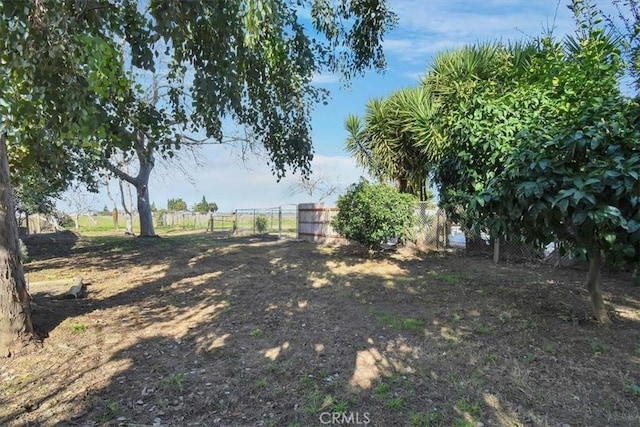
[462,231,545,263]
[233,207,298,237]
[412,203,450,250]
[159,206,298,238]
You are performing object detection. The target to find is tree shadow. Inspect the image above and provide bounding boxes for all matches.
[3,233,638,426]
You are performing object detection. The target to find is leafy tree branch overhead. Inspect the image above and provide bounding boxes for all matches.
[0,0,397,355]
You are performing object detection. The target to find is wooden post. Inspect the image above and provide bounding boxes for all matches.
[493,237,500,264]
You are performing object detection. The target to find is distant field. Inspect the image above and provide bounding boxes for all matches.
[73,213,297,236]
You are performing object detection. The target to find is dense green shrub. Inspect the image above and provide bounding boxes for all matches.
[332,180,417,250]
[256,215,269,233]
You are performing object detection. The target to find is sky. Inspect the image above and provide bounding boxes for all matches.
[60,0,628,214]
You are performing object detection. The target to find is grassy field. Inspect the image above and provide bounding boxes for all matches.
[73,213,298,236]
[2,230,639,426]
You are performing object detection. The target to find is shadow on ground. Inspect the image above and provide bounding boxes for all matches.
[2,232,639,426]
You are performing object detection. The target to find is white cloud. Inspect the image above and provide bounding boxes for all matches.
[312,73,341,84]
[384,0,578,67]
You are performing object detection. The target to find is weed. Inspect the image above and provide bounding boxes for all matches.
[625,384,640,395]
[385,396,404,409]
[544,344,555,352]
[317,368,329,380]
[485,353,498,364]
[330,399,349,414]
[155,397,169,408]
[71,323,86,333]
[634,343,640,355]
[306,390,336,415]
[521,320,540,330]
[453,418,477,427]
[255,378,268,388]
[410,410,441,426]
[306,387,324,415]
[380,313,424,332]
[587,338,610,354]
[287,422,302,427]
[456,398,483,418]
[250,328,264,338]
[163,371,187,389]
[375,382,390,397]
[98,399,122,423]
[428,271,462,284]
[474,322,490,334]
[300,375,316,387]
[603,398,614,412]
[452,313,464,322]
[523,352,536,362]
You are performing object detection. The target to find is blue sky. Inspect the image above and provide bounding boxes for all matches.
[61,0,627,213]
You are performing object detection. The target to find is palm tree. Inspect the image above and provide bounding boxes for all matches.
[344,86,439,200]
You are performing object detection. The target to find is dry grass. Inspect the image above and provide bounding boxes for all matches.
[1,231,639,426]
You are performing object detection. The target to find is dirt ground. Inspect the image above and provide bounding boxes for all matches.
[1,230,639,427]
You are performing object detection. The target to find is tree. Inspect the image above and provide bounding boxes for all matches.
[13,177,58,232]
[418,41,542,228]
[90,0,399,237]
[477,23,639,323]
[0,134,34,357]
[287,170,342,202]
[610,0,640,91]
[332,180,417,250]
[193,196,218,214]
[0,0,115,356]
[418,0,638,322]
[1,0,398,353]
[63,186,98,230]
[345,86,439,201]
[167,198,188,212]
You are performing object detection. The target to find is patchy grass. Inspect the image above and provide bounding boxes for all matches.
[2,231,638,426]
[378,312,425,332]
[70,323,86,333]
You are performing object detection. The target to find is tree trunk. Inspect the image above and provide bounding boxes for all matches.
[109,133,157,237]
[74,213,80,229]
[136,160,156,237]
[586,249,611,323]
[118,179,134,235]
[0,134,34,357]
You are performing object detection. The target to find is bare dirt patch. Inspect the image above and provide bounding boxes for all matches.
[1,231,639,426]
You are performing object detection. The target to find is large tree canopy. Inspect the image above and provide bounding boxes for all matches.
[341,0,639,323]
[0,0,398,355]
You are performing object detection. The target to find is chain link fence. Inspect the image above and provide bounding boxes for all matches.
[159,206,298,238]
[465,233,545,263]
[413,203,450,250]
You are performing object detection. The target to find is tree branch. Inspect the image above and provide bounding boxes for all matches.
[105,162,139,186]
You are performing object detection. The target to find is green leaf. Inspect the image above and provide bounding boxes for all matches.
[573,210,588,225]
[557,198,569,213]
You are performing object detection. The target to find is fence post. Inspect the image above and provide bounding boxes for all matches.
[278,207,282,238]
[493,237,500,264]
[435,209,440,250]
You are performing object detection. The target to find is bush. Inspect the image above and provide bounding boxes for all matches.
[255,215,269,233]
[332,180,417,250]
[53,210,74,229]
